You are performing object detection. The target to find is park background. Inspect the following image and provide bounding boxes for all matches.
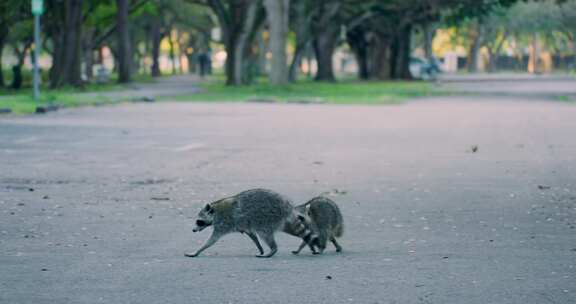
[0,0,575,114]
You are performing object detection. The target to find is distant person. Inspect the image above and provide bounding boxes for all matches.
[198,52,209,77]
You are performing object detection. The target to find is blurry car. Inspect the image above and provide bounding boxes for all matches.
[409,57,442,80]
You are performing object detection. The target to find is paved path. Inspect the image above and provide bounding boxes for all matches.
[437,73,576,98]
[83,74,203,101]
[1,77,576,304]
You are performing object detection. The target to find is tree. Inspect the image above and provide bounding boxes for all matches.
[186,0,265,85]
[0,1,30,88]
[9,20,34,89]
[116,0,131,82]
[263,0,290,85]
[46,0,84,88]
[312,0,342,82]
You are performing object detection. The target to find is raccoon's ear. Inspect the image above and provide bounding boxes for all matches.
[204,204,214,213]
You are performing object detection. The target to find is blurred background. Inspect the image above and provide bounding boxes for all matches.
[0,0,575,112]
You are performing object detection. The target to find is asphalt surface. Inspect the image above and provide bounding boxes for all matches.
[438,73,576,98]
[83,74,203,101]
[1,78,576,304]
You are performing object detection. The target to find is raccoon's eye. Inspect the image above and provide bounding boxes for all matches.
[297,214,305,221]
[204,204,214,214]
[196,220,207,227]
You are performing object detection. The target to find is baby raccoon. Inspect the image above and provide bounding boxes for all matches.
[292,196,344,255]
[186,189,317,258]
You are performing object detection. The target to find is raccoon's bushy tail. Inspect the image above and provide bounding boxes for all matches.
[334,222,344,238]
[334,208,344,238]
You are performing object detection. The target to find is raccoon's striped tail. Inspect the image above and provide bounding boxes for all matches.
[295,220,317,245]
[334,222,344,238]
[284,214,318,247]
[334,208,344,237]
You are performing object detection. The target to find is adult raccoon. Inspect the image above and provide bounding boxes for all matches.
[186,189,317,258]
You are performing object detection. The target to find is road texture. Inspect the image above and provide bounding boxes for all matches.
[1,77,576,304]
[83,74,203,101]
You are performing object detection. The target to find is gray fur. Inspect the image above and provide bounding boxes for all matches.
[292,196,344,255]
[186,189,316,258]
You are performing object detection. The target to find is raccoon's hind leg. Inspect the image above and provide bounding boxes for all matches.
[314,232,328,255]
[185,231,222,258]
[291,240,307,255]
[331,236,342,252]
[245,232,264,255]
[256,231,278,258]
[291,240,319,255]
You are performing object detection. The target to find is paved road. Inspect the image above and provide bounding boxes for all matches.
[438,73,576,98]
[1,82,576,303]
[83,74,202,101]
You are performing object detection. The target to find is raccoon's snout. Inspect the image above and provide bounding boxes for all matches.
[193,220,210,232]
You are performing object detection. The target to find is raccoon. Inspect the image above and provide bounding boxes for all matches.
[292,196,344,255]
[186,189,317,258]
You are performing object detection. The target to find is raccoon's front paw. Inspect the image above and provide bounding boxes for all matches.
[184,252,199,258]
[291,250,300,255]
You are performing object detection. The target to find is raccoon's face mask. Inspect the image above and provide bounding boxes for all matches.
[295,205,312,226]
[193,204,214,232]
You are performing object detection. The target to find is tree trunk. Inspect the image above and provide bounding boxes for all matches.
[49,30,65,88]
[209,0,264,85]
[116,0,131,83]
[256,30,267,76]
[422,22,435,61]
[289,44,304,81]
[232,1,260,85]
[347,28,369,80]
[288,0,314,82]
[311,2,341,82]
[150,17,162,77]
[11,42,30,89]
[467,23,483,73]
[263,0,289,85]
[467,37,481,73]
[370,33,392,80]
[313,28,339,82]
[83,28,95,81]
[49,0,83,88]
[487,49,496,73]
[390,25,412,80]
[132,28,141,75]
[223,30,237,85]
[178,33,187,75]
[0,28,6,88]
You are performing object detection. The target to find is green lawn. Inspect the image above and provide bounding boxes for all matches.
[0,72,155,114]
[0,74,444,115]
[0,91,115,114]
[169,79,442,104]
